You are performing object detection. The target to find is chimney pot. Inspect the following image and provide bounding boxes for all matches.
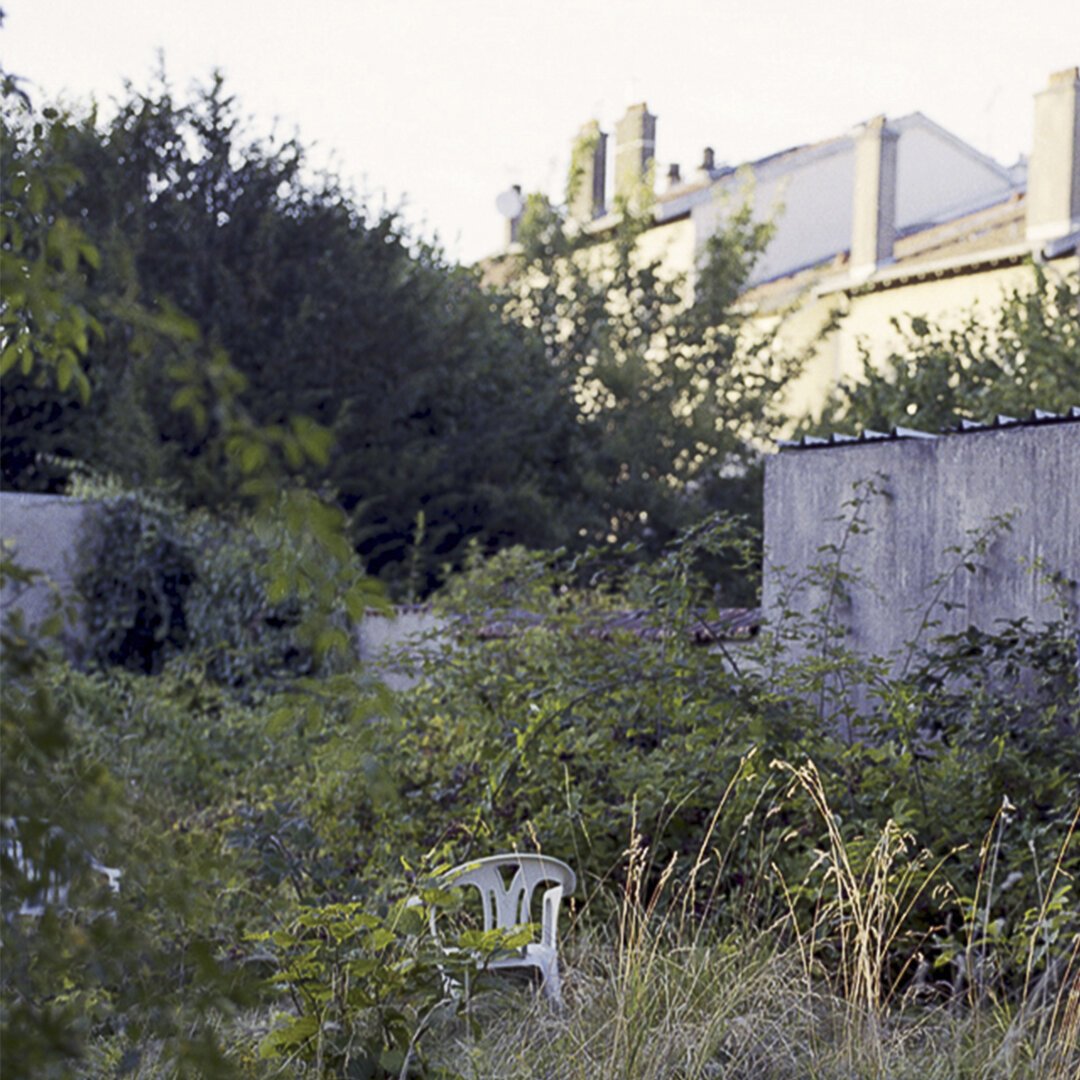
[505,184,523,247]
[701,147,715,173]
[568,120,608,223]
[667,162,681,188]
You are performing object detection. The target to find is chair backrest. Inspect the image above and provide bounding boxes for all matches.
[2,829,121,918]
[443,854,576,932]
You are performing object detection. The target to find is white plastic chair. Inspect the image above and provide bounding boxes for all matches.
[435,853,576,1005]
[2,828,121,918]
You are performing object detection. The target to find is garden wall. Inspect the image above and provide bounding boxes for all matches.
[0,492,96,651]
[0,492,443,677]
[762,414,1080,665]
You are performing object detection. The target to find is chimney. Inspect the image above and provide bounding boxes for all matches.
[614,102,656,204]
[568,120,608,223]
[1026,67,1080,243]
[700,147,715,175]
[850,115,899,279]
[667,163,682,189]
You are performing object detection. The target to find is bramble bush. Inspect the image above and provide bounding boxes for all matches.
[74,488,323,683]
[384,513,1078,989]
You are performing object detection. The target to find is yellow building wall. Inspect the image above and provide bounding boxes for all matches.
[634,217,697,281]
[767,254,1079,428]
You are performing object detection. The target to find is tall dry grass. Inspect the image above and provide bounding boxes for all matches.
[441,762,1079,1080]
[92,760,1075,1078]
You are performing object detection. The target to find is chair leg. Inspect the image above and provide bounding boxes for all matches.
[540,958,563,1007]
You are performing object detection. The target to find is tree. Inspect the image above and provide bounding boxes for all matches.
[497,179,795,577]
[1,73,582,594]
[805,265,1080,434]
[0,79,108,491]
[3,72,805,598]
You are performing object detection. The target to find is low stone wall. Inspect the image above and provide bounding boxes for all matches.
[354,606,450,690]
[1,492,452,680]
[1,492,97,648]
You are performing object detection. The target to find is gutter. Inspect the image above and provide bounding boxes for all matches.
[814,235,1078,299]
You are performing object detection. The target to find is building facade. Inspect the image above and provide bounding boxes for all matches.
[493,69,1080,423]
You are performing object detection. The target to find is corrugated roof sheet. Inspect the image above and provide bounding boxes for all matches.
[372,604,762,644]
[585,607,760,643]
[467,606,761,643]
[779,407,1080,451]
[948,407,1080,431]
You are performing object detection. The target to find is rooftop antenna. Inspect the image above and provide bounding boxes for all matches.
[495,185,524,246]
[495,186,524,219]
[982,83,1002,159]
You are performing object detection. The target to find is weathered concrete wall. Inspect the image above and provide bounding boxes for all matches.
[762,420,1080,663]
[0,492,96,646]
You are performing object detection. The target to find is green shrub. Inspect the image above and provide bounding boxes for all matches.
[8,496,1077,1076]
[253,885,533,1079]
[1,571,254,1078]
[76,492,194,673]
[75,490,318,685]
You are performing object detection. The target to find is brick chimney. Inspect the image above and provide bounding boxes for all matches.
[850,115,899,279]
[614,103,656,205]
[1026,67,1080,243]
[568,120,608,223]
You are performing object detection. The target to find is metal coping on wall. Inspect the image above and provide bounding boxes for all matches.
[777,406,1080,451]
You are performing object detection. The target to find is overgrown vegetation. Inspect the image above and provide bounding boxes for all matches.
[3,499,1077,1076]
[3,56,1078,1079]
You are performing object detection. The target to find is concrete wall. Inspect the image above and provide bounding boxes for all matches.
[0,491,453,685]
[1,492,96,646]
[0,492,453,680]
[762,420,1080,664]
[354,607,450,691]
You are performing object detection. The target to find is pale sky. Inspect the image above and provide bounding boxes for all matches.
[3,1,1078,264]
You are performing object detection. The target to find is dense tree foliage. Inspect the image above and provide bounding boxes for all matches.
[2,74,806,597]
[1,75,583,593]
[498,185,792,564]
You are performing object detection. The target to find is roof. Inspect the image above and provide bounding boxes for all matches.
[368,603,763,644]
[891,194,1027,270]
[779,407,1080,451]
[743,190,1079,310]
[654,129,854,227]
[466,606,761,644]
